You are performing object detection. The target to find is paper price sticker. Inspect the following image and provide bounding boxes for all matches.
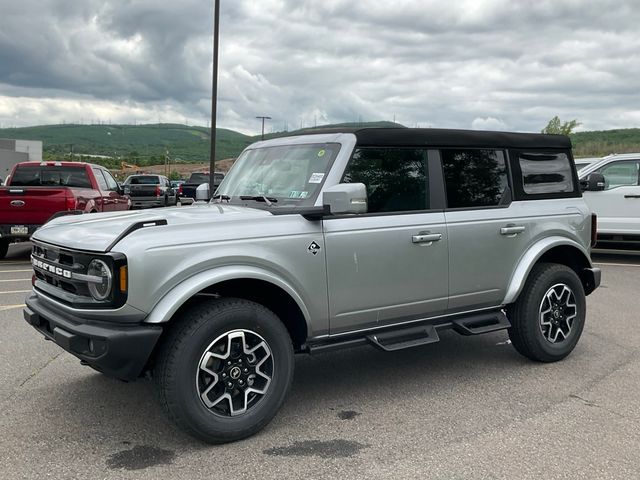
[308,173,325,184]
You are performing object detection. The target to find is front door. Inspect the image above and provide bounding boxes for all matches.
[323,147,448,334]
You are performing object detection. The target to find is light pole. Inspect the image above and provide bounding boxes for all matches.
[256,116,271,141]
[209,0,221,196]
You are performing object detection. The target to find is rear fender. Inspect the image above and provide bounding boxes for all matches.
[503,236,592,305]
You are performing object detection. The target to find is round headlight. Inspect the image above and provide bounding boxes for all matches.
[87,259,112,301]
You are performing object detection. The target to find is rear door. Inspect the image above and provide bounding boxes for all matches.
[442,148,529,312]
[582,159,640,236]
[323,147,449,334]
[92,167,115,211]
[102,169,129,210]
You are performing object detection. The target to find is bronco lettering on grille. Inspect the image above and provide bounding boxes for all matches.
[31,257,72,279]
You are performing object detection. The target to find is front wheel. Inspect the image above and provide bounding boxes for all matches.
[156,298,294,443]
[508,263,586,362]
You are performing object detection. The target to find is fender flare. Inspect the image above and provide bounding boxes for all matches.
[502,236,592,305]
[143,265,313,332]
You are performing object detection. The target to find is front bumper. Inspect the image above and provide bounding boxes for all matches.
[24,292,161,381]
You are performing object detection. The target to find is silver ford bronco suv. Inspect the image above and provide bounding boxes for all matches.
[24,128,601,443]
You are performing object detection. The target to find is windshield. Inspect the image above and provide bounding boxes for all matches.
[217,143,340,206]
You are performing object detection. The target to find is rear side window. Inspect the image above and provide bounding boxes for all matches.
[10,166,91,188]
[441,149,508,209]
[516,151,576,196]
[342,148,429,213]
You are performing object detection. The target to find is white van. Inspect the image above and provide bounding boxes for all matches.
[579,153,640,249]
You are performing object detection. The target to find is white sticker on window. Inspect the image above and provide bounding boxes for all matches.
[308,173,325,184]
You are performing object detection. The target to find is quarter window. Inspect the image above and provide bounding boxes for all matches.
[441,149,508,208]
[597,161,639,190]
[342,148,429,213]
[518,152,574,195]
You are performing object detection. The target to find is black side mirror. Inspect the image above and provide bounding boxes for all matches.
[584,173,605,191]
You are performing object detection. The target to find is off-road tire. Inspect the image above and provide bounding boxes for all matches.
[156,297,294,443]
[508,263,586,362]
[0,240,9,260]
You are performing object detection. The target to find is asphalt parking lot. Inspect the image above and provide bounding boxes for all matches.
[1,242,639,479]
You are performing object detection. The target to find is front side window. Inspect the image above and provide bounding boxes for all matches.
[342,148,429,213]
[597,161,639,190]
[217,143,340,206]
[441,149,508,208]
[518,152,574,195]
[102,170,120,191]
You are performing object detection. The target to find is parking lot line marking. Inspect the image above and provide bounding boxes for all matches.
[0,304,26,311]
[594,262,640,267]
[0,269,32,273]
[0,278,32,283]
[0,261,31,266]
[0,290,31,294]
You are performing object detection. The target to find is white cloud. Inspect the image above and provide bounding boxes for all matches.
[471,117,509,131]
[0,0,639,134]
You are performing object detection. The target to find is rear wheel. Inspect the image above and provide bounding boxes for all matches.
[508,263,586,362]
[0,240,9,260]
[156,298,294,443]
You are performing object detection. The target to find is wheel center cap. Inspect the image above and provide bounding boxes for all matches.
[229,366,242,379]
[553,310,561,319]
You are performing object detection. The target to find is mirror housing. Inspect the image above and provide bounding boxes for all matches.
[195,183,210,202]
[582,172,605,192]
[322,183,367,215]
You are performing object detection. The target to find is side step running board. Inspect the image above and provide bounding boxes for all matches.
[368,325,440,352]
[451,311,511,335]
[307,310,511,354]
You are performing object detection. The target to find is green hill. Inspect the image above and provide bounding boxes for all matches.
[570,128,640,157]
[0,123,253,167]
[1,122,638,167]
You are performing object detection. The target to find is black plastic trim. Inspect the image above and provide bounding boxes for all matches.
[105,219,168,252]
[307,309,509,354]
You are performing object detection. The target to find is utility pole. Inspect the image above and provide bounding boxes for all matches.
[256,116,271,141]
[209,0,220,196]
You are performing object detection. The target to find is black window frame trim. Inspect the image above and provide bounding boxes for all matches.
[510,148,581,201]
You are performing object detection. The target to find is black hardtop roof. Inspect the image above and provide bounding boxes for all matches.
[291,127,571,149]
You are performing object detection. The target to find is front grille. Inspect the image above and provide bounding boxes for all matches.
[31,240,128,309]
[32,241,95,303]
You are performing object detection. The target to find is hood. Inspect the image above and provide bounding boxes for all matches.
[32,203,272,253]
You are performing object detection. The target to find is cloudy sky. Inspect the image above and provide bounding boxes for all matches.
[0,0,639,135]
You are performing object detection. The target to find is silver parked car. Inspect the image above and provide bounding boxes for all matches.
[24,128,600,443]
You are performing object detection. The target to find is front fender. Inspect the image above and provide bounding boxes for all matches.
[503,236,592,305]
[143,265,313,331]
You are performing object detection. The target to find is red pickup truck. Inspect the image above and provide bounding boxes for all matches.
[0,161,130,259]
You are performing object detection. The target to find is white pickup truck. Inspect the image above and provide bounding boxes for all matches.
[579,153,640,250]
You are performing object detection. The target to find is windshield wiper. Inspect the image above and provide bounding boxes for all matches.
[212,194,231,202]
[239,195,278,206]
